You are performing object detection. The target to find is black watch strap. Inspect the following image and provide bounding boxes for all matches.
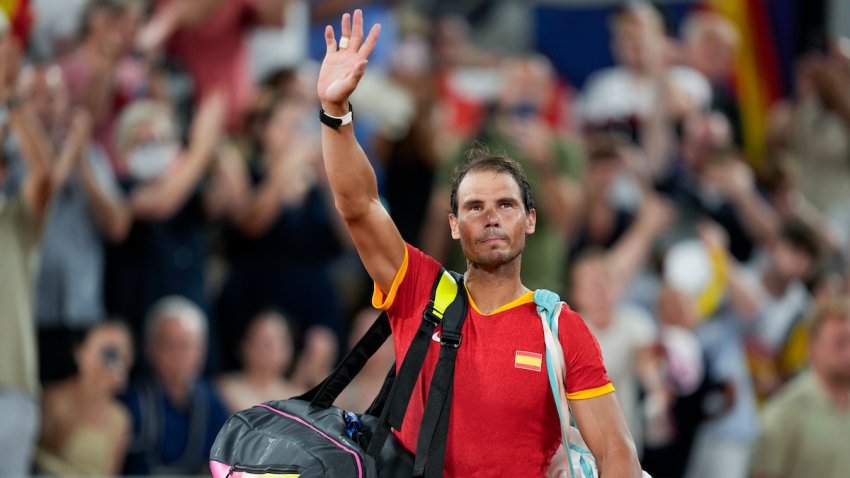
[319,102,353,129]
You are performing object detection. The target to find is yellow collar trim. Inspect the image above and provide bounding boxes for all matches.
[468,291,535,316]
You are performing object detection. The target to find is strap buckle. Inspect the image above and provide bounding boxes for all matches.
[440,330,462,348]
[422,302,442,326]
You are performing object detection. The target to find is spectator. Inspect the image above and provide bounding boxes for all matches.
[655,111,779,262]
[768,47,850,215]
[122,296,229,475]
[24,64,132,384]
[216,91,348,369]
[681,10,743,146]
[0,26,54,477]
[642,285,729,478]
[581,1,711,132]
[57,0,147,170]
[568,191,673,455]
[422,54,585,294]
[216,309,303,413]
[334,307,395,413]
[749,298,850,478]
[735,220,823,400]
[104,92,229,353]
[137,0,290,131]
[35,321,133,476]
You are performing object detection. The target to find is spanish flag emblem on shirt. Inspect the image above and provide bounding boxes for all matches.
[515,351,542,372]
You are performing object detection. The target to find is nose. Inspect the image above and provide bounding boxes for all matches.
[484,207,500,227]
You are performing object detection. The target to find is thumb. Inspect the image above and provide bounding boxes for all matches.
[350,59,369,82]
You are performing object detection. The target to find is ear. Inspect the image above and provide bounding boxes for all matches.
[449,213,460,240]
[525,208,537,235]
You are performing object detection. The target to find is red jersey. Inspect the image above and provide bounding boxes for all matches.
[372,244,614,477]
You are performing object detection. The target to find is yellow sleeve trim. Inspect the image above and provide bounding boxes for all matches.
[567,382,615,400]
[371,244,409,311]
[469,291,535,316]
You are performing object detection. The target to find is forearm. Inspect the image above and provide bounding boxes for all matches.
[729,192,780,247]
[11,108,53,212]
[597,443,642,478]
[235,177,290,237]
[79,160,131,242]
[537,173,583,236]
[130,152,209,219]
[320,113,380,222]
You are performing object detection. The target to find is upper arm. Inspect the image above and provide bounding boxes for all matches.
[570,393,639,470]
[345,198,406,295]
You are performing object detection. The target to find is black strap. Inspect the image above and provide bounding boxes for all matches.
[366,268,449,457]
[302,311,393,407]
[413,271,468,477]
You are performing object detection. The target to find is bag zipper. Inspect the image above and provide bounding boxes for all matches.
[226,463,302,477]
[256,404,364,478]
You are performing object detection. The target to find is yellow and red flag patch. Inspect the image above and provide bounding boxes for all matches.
[514,351,542,372]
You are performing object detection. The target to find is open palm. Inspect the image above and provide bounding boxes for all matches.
[317,10,381,110]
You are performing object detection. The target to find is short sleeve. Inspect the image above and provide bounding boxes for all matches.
[559,305,614,400]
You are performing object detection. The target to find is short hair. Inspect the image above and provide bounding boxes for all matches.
[779,219,823,261]
[608,1,663,34]
[144,296,207,348]
[808,298,850,341]
[449,144,534,216]
[681,11,740,49]
[115,100,176,153]
[79,0,137,38]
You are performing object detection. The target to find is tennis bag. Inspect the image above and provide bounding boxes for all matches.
[210,268,468,478]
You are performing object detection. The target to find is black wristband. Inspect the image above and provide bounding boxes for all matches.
[319,103,353,129]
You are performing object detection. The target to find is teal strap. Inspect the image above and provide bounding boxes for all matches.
[534,289,579,478]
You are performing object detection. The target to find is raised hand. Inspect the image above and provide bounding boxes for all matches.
[317,9,381,115]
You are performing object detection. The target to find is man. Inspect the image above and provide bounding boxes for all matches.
[121,296,230,475]
[749,299,850,478]
[0,20,55,476]
[317,10,642,476]
[581,1,710,131]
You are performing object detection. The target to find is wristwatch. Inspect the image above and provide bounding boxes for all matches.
[319,103,353,129]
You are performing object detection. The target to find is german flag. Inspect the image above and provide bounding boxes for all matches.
[515,351,543,372]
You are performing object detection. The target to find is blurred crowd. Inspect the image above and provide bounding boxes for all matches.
[1,1,849,477]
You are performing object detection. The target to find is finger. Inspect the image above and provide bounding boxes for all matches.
[324,25,337,55]
[358,24,382,59]
[340,12,351,46]
[350,9,364,51]
[348,59,369,84]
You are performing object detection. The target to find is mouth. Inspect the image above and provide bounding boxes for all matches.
[477,234,508,245]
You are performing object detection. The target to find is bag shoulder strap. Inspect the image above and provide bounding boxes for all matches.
[534,289,581,478]
[366,268,464,458]
[413,271,468,477]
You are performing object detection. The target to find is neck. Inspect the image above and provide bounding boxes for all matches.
[73,375,111,406]
[160,378,193,407]
[464,259,528,314]
[814,370,850,410]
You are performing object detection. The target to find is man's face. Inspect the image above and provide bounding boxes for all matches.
[148,316,205,388]
[20,66,70,134]
[811,317,850,386]
[449,170,535,269]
